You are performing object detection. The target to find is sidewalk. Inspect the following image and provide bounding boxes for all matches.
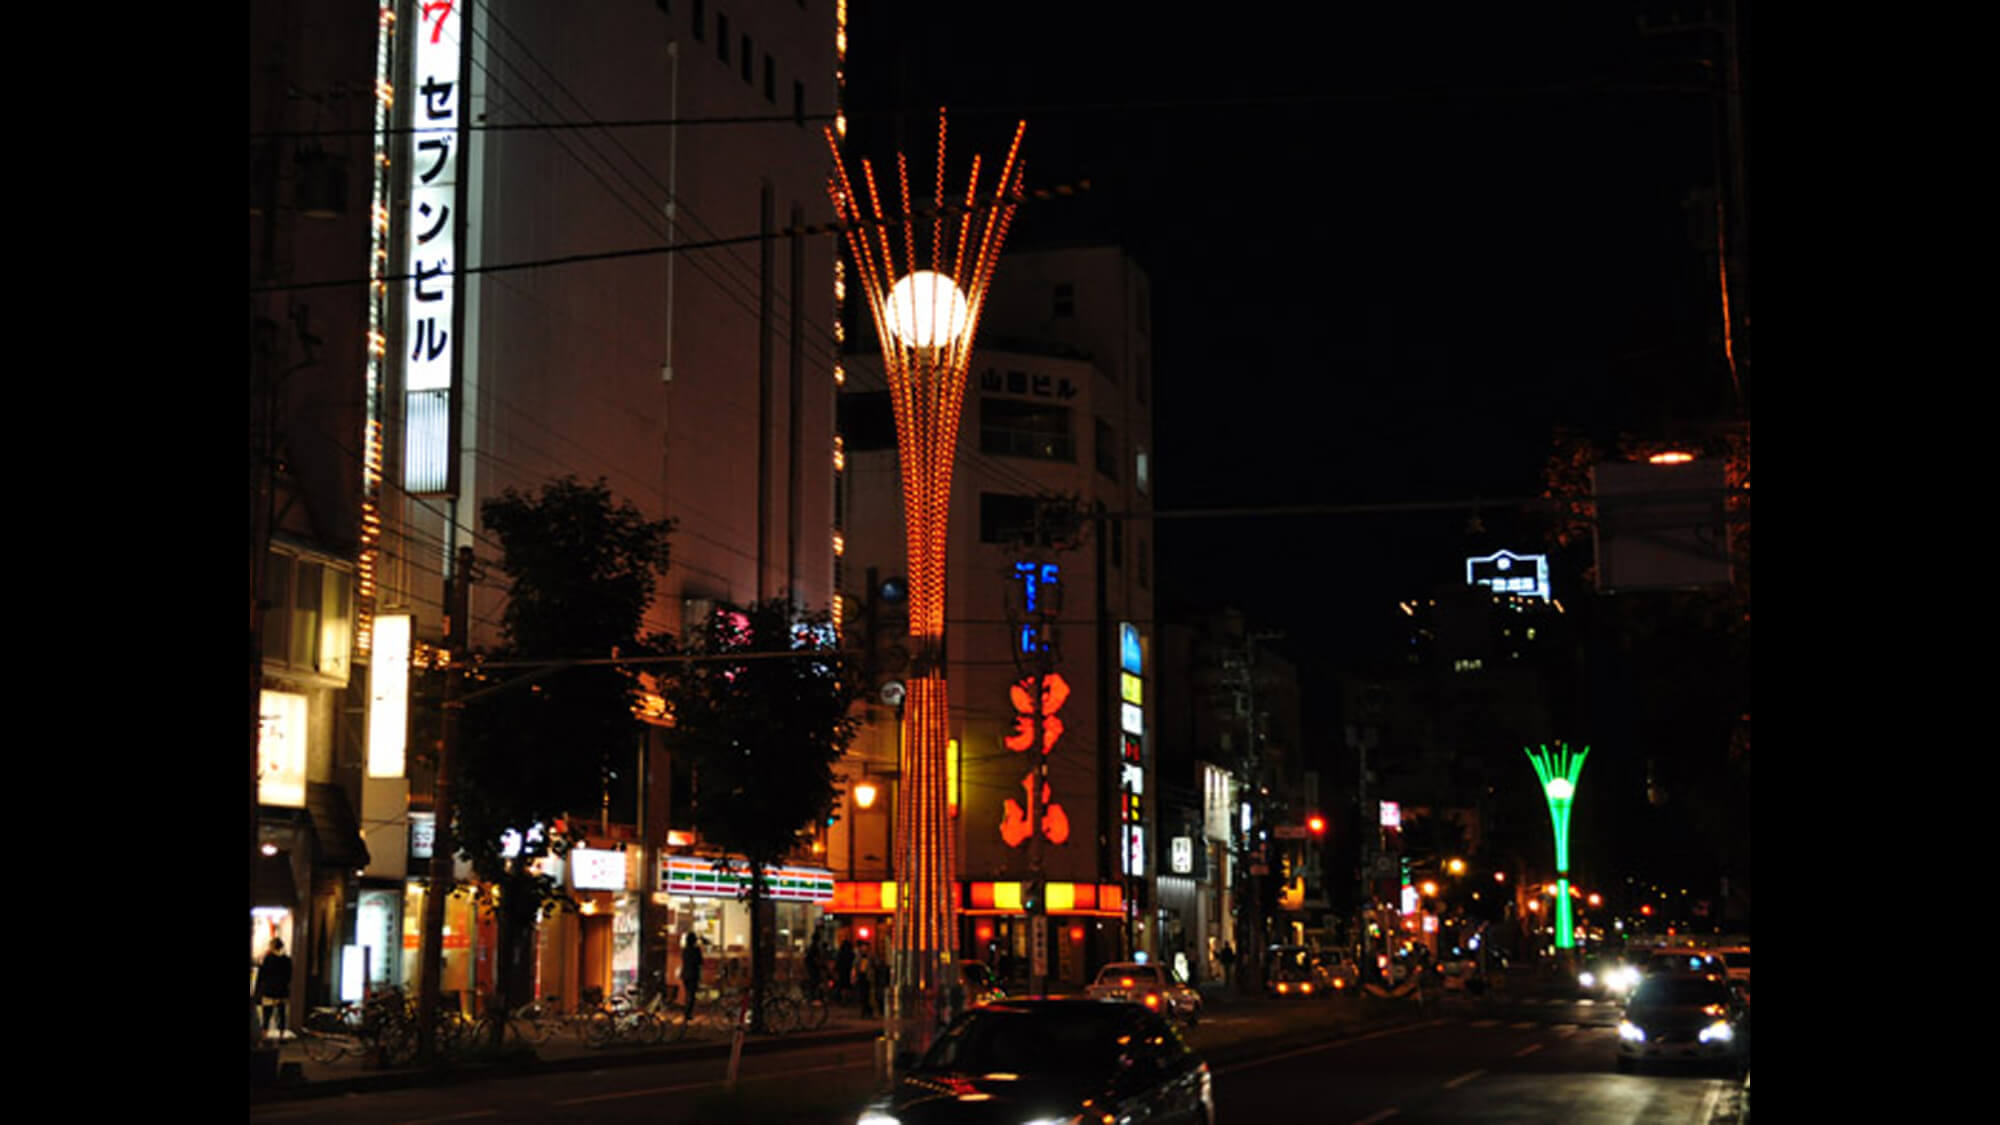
[250,1007,888,1104]
[250,987,1449,1104]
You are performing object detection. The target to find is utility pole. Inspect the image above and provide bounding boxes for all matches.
[417,545,474,1065]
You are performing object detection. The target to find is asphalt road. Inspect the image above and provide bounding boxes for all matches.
[247,994,1746,1125]
[1213,996,1745,1125]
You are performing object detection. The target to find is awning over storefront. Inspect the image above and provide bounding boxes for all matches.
[306,782,371,870]
[253,852,298,907]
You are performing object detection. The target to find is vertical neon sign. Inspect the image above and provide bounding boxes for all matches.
[403,0,463,494]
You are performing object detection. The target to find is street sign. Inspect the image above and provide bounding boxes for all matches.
[1249,863,1269,876]
[1273,825,1307,839]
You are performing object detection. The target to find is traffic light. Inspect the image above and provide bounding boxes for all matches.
[863,568,910,707]
[1306,813,1327,837]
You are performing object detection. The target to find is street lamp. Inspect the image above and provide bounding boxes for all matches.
[828,111,1028,1066]
[1524,742,1590,952]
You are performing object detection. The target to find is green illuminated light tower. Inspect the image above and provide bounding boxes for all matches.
[1524,742,1590,951]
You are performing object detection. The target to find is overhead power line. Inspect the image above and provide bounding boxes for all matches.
[247,181,1092,295]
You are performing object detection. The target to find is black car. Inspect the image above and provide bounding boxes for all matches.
[1615,972,1747,1074]
[856,998,1214,1125]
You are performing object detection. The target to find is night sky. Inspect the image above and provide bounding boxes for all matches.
[846,2,1745,670]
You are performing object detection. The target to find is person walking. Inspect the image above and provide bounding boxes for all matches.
[855,942,875,1017]
[679,931,705,1021]
[835,938,856,1004]
[805,940,826,998]
[255,937,293,1041]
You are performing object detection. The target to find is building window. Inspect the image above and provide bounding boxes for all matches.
[1136,446,1151,495]
[980,493,1039,544]
[693,0,706,40]
[980,397,1074,462]
[1095,416,1119,481]
[1053,283,1074,319]
[718,14,729,62]
[764,54,776,102]
[260,546,355,685]
[742,36,753,82]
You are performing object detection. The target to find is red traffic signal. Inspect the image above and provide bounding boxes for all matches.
[1306,814,1327,836]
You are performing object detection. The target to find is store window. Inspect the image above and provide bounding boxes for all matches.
[981,398,1074,461]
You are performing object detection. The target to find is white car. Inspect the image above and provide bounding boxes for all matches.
[1085,961,1202,1024]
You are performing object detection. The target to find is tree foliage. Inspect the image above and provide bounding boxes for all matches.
[659,599,861,1030]
[454,477,673,1022]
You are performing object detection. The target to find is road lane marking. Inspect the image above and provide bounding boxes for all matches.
[1513,1043,1544,1057]
[1697,1082,1723,1124]
[1443,1069,1486,1089]
[1215,1019,1449,1075]
[1555,1026,1578,1037]
[1354,1110,1400,1124]
[391,1113,498,1125]
[551,1059,861,1106]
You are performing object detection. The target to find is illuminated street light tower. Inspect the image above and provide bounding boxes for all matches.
[828,112,1027,1059]
[1524,742,1590,951]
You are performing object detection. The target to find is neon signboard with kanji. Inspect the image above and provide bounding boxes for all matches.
[403,0,464,494]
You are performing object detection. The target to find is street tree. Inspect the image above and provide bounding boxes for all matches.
[453,477,673,1038]
[659,599,860,1033]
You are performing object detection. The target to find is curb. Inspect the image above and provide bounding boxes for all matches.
[249,1025,883,1104]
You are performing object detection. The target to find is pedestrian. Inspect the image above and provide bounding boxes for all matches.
[679,931,705,1020]
[855,943,874,1017]
[835,938,856,1003]
[805,940,826,998]
[869,944,888,1015]
[255,937,293,1040]
[1218,942,1236,991]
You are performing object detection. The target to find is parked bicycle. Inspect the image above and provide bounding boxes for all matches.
[583,987,668,1048]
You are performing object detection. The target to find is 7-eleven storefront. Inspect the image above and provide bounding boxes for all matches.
[657,857,835,989]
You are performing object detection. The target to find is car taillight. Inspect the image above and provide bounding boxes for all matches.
[1277,982,1289,993]
[1121,978,1134,988]
[1145,993,1160,1008]
[1302,983,1313,994]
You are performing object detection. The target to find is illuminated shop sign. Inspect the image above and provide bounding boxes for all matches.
[570,847,629,892]
[1127,825,1146,878]
[1121,622,1143,675]
[367,613,411,777]
[1121,671,1143,705]
[402,0,464,494]
[257,690,309,808]
[1122,703,1144,736]
[1002,674,1071,848]
[660,857,835,902]
[1466,550,1550,602]
[1171,836,1193,874]
[1379,801,1402,829]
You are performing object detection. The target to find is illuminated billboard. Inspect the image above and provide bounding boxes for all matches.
[402,0,464,494]
[1466,550,1550,602]
[367,613,410,777]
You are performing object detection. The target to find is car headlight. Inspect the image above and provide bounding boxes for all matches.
[857,1112,901,1125]
[1021,1116,1088,1125]
[1617,1020,1646,1043]
[1699,1021,1734,1044]
[1579,971,1597,988]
